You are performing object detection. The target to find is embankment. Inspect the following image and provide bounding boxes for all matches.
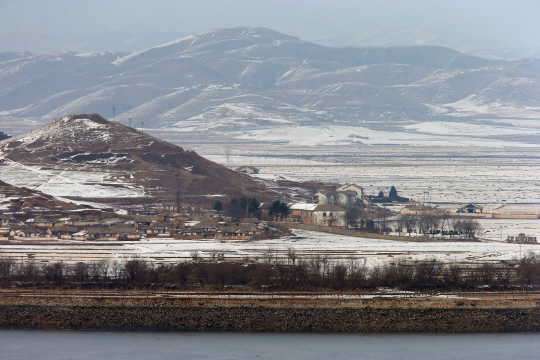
[1,296,539,332]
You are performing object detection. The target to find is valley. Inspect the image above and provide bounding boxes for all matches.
[1,27,539,280]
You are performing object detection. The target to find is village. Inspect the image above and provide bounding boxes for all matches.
[1,171,538,244]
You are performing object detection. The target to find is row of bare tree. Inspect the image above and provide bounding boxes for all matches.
[347,207,483,238]
[2,252,540,291]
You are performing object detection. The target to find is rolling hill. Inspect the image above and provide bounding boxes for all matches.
[0,114,268,205]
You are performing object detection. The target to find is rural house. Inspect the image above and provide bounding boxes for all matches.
[290,203,346,227]
[336,183,364,199]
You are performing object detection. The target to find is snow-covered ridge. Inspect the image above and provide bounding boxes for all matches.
[0,115,110,151]
[112,27,298,66]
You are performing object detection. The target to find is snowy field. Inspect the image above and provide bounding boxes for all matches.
[189,133,540,237]
[478,218,540,241]
[251,163,540,204]
[1,230,538,267]
[0,160,145,198]
[196,150,540,206]
[235,123,540,148]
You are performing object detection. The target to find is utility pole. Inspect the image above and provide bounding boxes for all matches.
[141,121,144,133]
[129,118,132,127]
[112,106,116,119]
[176,172,181,212]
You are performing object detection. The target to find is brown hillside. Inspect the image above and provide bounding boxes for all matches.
[0,114,269,202]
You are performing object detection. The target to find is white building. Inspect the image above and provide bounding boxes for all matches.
[289,203,346,227]
[336,183,364,200]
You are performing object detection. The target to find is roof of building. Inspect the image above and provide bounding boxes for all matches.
[314,204,346,211]
[290,203,318,211]
[459,203,483,209]
[337,183,363,190]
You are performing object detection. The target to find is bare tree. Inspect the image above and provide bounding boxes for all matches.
[90,260,110,283]
[0,256,15,283]
[110,260,124,284]
[400,214,417,235]
[494,262,511,289]
[124,257,148,284]
[414,259,442,287]
[287,247,297,266]
[439,214,451,237]
[72,262,90,284]
[224,147,232,167]
[443,263,463,287]
[451,218,463,238]
[41,262,65,285]
[190,251,200,261]
[462,219,482,239]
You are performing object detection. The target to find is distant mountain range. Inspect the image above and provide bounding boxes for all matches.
[314,29,540,60]
[1,27,539,137]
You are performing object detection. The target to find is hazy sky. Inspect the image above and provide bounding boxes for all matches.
[1,0,539,49]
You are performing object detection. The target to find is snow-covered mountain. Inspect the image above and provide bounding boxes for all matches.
[1,27,540,136]
[0,113,267,203]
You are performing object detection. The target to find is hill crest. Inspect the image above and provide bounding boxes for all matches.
[0,114,268,204]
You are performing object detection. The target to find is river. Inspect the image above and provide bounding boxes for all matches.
[1,330,539,359]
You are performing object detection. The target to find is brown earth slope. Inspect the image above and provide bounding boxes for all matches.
[0,114,269,202]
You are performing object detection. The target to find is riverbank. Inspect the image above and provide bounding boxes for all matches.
[1,295,539,332]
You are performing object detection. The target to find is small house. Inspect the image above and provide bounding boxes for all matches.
[235,166,259,175]
[457,204,483,214]
[336,183,364,199]
[337,190,357,205]
[290,203,346,227]
[314,191,336,205]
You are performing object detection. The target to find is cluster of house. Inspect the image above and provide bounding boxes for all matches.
[287,203,347,227]
[0,213,140,242]
[506,233,537,244]
[0,204,283,242]
[401,203,486,216]
[401,203,540,219]
[314,184,365,206]
[269,183,366,228]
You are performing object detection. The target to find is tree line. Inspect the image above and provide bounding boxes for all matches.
[1,252,539,291]
[347,208,482,239]
[0,131,10,141]
[213,198,290,221]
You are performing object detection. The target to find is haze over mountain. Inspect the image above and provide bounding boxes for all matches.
[313,29,540,60]
[0,114,268,205]
[1,27,539,140]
